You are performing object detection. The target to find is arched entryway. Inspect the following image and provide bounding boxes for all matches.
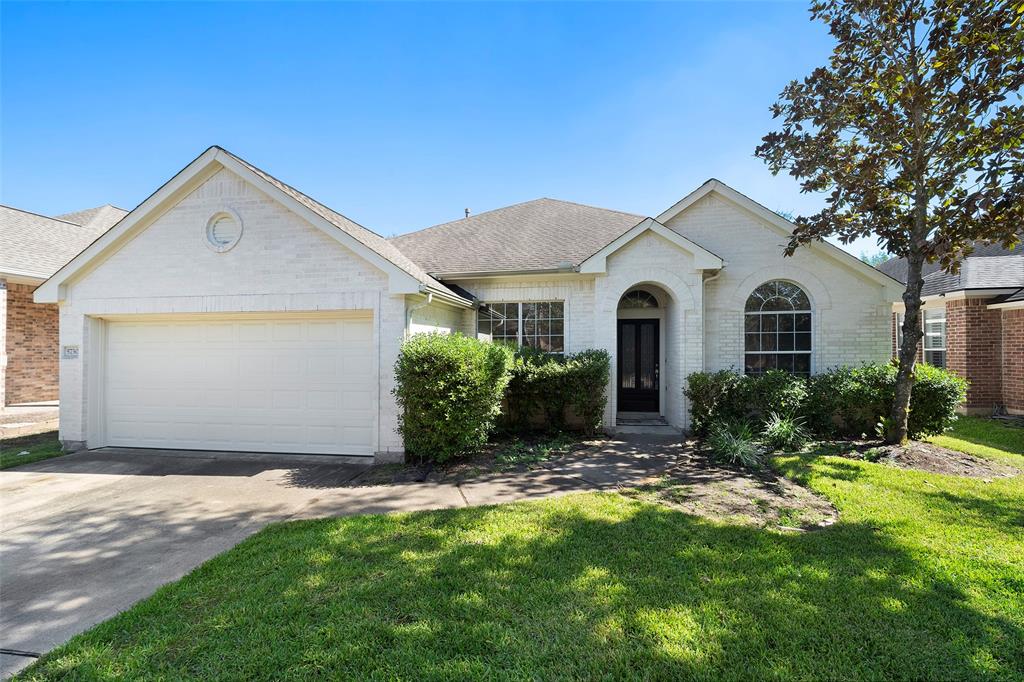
[616,286,668,414]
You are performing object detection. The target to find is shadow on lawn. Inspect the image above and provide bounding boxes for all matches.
[25,495,1023,681]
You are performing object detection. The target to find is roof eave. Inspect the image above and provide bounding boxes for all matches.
[432,267,582,280]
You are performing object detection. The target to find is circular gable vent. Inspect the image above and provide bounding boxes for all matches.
[205,209,243,252]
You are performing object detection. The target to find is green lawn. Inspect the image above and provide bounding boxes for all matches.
[928,415,1024,469]
[0,432,63,470]
[19,451,1024,679]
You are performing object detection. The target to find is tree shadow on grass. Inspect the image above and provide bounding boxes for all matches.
[23,494,1024,681]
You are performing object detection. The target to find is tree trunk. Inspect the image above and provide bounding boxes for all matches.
[887,250,926,444]
[889,64,929,446]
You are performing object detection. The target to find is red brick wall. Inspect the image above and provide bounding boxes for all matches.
[946,298,1003,411]
[890,311,924,362]
[1002,308,1024,414]
[4,281,59,404]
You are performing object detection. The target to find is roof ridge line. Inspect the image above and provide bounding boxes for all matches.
[538,196,645,219]
[1,204,82,226]
[392,197,644,242]
[214,147,392,243]
[391,197,551,241]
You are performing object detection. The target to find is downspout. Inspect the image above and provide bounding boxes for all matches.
[702,268,724,371]
[405,292,433,340]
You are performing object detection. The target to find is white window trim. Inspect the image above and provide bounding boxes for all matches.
[897,309,948,368]
[742,282,814,376]
[477,300,567,354]
[923,308,947,367]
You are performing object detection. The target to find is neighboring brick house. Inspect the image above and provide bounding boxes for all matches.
[879,243,1024,415]
[0,204,127,406]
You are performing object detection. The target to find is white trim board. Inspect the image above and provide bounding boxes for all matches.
[578,217,723,273]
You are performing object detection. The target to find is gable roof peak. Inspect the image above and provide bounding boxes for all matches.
[34,145,470,304]
[208,146,466,301]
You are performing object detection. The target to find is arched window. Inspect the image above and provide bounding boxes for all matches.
[744,280,812,376]
[618,290,659,309]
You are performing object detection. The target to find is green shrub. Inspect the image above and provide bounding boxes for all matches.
[687,362,966,441]
[564,349,611,436]
[394,333,513,463]
[504,347,611,436]
[762,411,810,451]
[805,363,966,439]
[684,370,745,435]
[505,346,563,431]
[804,364,894,437]
[706,421,762,469]
[743,370,808,424]
[907,363,968,438]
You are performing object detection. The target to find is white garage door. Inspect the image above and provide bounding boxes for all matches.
[103,315,375,456]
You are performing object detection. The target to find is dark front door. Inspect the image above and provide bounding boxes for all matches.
[617,318,659,412]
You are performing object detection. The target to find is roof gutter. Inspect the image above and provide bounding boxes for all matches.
[419,284,475,308]
[0,267,49,283]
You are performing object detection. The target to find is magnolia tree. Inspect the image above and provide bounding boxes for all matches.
[756,0,1023,443]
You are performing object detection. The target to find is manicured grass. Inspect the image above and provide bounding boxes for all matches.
[0,432,64,470]
[19,441,1024,681]
[928,415,1024,469]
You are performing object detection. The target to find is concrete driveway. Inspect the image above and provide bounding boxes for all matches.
[0,448,440,677]
[1,440,681,677]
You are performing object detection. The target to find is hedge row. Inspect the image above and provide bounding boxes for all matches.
[504,346,611,436]
[394,333,610,462]
[684,364,967,440]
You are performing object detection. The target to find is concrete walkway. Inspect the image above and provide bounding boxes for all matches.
[0,437,683,677]
[0,402,59,440]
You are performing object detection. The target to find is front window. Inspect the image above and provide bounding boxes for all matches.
[618,290,659,309]
[896,312,905,353]
[744,280,812,376]
[923,308,946,368]
[477,302,564,354]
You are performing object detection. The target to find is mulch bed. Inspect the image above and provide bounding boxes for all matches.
[837,439,1018,479]
[624,454,840,532]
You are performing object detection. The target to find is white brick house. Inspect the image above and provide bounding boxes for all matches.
[35,147,902,462]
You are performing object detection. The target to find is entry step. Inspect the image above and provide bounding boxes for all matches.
[612,413,681,435]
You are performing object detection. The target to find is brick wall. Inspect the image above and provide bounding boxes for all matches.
[664,194,892,374]
[890,310,926,362]
[946,298,1003,411]
[4,280,59,404]
[1002,308,1024,414]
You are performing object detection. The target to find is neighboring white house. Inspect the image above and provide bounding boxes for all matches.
[35,147,903,462]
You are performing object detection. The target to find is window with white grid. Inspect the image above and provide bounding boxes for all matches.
[477,302,564,354]
[744,280,812,376]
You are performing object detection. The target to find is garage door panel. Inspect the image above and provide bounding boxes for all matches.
[104,316,375,456]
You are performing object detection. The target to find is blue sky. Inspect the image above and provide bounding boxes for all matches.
[1,1,883,257]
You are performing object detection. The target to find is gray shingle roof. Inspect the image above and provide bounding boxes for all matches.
[0,204,128,279]
[56,204,128,232]
[919,255,1024,296]
[389,198,645,275]
[877,239,1022,283]
[217,147,466,301]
